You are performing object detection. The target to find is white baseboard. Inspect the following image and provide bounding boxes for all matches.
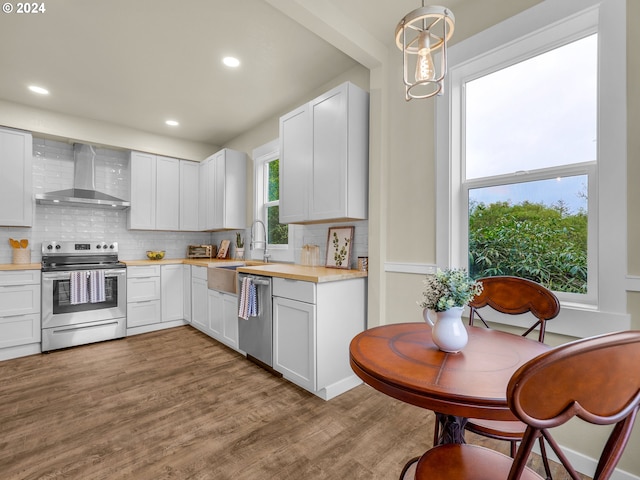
[534,441,640,480]
[0,342,40,362]
[126,319,188,336]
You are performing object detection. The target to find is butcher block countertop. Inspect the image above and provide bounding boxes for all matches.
[0,263,41,271]
[120,259,366,283]
[237,264,367,283]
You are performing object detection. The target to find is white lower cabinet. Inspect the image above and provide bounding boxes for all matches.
[183,265,192,323]
[0,270,41,359]
[127,264,186,333]
[127,265,161,328]
[191,266,208,332]
[272,277,365,400]
[207,289,240,351]
[190,266,241,352]
[161,264,184,322]
[273,296,316,392]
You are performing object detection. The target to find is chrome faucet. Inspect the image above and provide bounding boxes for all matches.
[250,219,271,263]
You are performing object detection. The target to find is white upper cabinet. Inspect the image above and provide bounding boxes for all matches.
[179,160,199,231]
[199,148,247,231]
[0,127,33,227]
[279,105,312,223]
[155,156,180,231]
[129,151,198,231]
[279,82,369,224]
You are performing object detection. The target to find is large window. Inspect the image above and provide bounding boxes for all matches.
[436,0,629,335]
[464,35,596,299]
[263,157,288,245]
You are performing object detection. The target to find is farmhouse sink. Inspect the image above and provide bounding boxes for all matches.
[207,263,246,294]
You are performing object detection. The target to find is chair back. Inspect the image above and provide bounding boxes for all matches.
[469,276,560,342]
[507,330,640,480]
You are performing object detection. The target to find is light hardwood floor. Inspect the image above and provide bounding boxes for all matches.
[0,326,587,479]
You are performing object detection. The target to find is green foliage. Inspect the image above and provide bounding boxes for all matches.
[469,201,587,293]
[419,268,483,312]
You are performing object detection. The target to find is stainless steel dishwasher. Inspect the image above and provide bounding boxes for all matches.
[237,273,273,369]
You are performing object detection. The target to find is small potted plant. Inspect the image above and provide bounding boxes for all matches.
[418,268,483,352]
[235,232,245,260]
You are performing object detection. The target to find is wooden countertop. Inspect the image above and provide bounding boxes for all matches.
[237,264,367,283]
[0,263,41,271]
[120,258,367,283]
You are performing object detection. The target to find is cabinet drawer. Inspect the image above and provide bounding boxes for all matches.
[127,265,161,278]
[127,277,161,302]
[0,313,40,348]
[0,270,40,286]
[0,284,40,316]
[273,277,316,304]
[127,300,161,328]
[191,266,207,280]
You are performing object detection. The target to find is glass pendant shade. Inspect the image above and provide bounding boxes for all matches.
[395,4,455,100]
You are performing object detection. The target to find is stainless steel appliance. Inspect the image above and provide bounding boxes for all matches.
[41,241,127,351]
[237,273,273,368]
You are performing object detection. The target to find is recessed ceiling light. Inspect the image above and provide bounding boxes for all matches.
[165,120,179,126]
[223,56,240,68]
[28,85,49,95]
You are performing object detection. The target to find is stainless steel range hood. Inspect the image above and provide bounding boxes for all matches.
[35,143,130,209]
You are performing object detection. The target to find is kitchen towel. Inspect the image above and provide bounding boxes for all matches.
[239,277,251,320]
[247,280,258,317]
[70,271,89,305]
[88,270,106,303]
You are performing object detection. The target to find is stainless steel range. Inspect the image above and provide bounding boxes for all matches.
[41,241,127,352]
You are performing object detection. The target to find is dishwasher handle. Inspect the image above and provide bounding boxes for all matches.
[252,278,271,286]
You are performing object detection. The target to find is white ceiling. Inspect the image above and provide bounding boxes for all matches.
[0,0,534,147]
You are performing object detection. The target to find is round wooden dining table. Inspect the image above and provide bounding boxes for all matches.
[349,322,550,479]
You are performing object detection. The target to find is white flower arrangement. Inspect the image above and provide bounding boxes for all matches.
[418,268,483,312]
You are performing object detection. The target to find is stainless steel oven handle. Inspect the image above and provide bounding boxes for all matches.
[42,269,125,281]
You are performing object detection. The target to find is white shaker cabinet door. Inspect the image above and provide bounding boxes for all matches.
[180,161,199,231]
[155,156,180,231]
[273,296,316,392]
[129,151,157,230]
[191,273,208,332]
[161,264,184,322]
[0,127,32,227]
[279,105,311,224]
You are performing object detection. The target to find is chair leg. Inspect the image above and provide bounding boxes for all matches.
[539,436,553,480]
[510,439,517,457]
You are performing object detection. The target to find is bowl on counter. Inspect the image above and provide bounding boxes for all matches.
[146,250,165,260]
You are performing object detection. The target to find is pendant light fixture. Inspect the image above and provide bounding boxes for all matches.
[395,1,455,100]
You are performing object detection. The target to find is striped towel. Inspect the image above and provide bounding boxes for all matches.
[70,271,88,305]
[238,277,251,320]
[88,270,106,303]
[247,280,258,317]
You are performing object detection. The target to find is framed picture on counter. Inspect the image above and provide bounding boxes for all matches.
[325,226,354,269]
[217,240,230,259]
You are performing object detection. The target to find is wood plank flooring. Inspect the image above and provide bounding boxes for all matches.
[0,326,588,479]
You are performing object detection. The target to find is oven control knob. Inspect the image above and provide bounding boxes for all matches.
[96,244,102,249]
[47,244,53,250]
[55,244,61,250]
[109,244,115,250]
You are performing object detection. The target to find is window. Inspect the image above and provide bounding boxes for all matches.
[263,157,288,245]
[464,35,596,301]
[436,0,629,335]
[253,140,293,262]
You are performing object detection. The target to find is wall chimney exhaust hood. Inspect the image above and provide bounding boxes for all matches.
[35,143,130,209]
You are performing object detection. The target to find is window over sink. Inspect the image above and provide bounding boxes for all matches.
[253,139,293,263]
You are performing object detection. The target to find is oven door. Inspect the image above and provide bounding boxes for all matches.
[41,268,127,329]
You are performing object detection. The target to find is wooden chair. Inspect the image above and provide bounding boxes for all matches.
[417,329,640,480]
[432,276,560,479]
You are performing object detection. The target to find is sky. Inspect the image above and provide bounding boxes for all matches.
[463,33,597,215]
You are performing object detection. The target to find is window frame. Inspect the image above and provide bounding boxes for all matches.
[435,0,629,337]
[253,139,293,263]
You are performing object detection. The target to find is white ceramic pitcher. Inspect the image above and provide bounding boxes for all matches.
[423,306,468,353]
